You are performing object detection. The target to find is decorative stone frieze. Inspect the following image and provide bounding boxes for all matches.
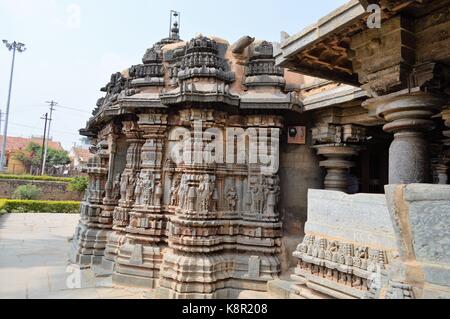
[293,235,390,299]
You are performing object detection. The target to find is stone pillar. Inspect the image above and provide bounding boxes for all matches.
[314,145,359,192]
[311,123,365,193]
[437,105,450,184]
[103,121,143,271]
[113,113,168,287]
[364,92,445,184]
[70,138,109,266]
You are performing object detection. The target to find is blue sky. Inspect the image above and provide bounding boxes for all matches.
[0,0,349,150]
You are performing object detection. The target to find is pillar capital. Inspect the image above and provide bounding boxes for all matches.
[363,90,447,184]
[364,90,445,134]
[311,121,366,193]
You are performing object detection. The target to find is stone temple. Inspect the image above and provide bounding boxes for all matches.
[70,0,450,299]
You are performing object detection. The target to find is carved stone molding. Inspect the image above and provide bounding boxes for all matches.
[293,235,391,299]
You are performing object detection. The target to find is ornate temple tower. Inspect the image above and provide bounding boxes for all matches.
[71,22,300,297]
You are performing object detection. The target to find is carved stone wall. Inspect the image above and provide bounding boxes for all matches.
[71,32,299,298]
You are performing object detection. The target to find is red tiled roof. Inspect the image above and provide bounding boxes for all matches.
[70,147,93,162]
[0,136,65,153]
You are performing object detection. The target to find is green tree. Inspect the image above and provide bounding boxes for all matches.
[13,142,70,171]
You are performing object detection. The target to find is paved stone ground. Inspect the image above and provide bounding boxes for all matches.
[0,213,147,299]
[0,213,276,299]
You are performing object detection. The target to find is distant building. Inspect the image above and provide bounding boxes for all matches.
[69,146,93,171]
[0,136,64,174]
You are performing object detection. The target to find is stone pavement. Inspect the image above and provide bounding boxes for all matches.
[0,213,278,299]
[0,213,148,299]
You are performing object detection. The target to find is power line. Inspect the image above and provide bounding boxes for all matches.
[58,105,89,113]
[9,122,80,136]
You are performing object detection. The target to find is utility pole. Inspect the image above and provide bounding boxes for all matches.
[0,40,26,172]
[40,113,48,175]
[42,100,57,175]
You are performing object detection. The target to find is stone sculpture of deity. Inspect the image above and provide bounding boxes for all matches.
[198,174,213,212]
[170,177,181,206]
[120,174,128,201]
[112,173,122,200]
[226,186,239,212]
[142,173,155,206]
[178,176,189,209]
[187,186,197,211]
[134,176,144,206]
[264,176,280,216]
[250,176,266,214]
[154,182,163,207]
[126,173,136,202]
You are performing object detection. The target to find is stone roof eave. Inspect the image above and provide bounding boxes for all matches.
[275,0,366,73]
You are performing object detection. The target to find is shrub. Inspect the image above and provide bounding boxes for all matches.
[13,184,42,200]
[0,174,74,183]
[67,176,89,193]
[0,200,80,214]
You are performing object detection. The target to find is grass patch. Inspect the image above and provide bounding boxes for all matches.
[0,174,74,183]
[0,199,80,214]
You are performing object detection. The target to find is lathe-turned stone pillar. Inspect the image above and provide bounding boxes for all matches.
[442,105,450,138]
[103,121,143,271]
[312,123,366,193]
[437,104,450,184]
[314,144,359,192]
[364,91,445,184]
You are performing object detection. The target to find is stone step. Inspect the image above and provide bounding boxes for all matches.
[238,290,276,299]
[267,279,301,299]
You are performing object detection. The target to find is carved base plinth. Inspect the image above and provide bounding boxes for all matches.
[113,236,165,288]
[103,229,126,266]
[70,202,112,266]
[232,254,280,291]
[70,223,110,266]
[157,250,233,298]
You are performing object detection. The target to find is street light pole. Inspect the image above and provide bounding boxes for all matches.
[0,40,26,172]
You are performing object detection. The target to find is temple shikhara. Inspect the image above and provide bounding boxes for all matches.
[70,0,450,299]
